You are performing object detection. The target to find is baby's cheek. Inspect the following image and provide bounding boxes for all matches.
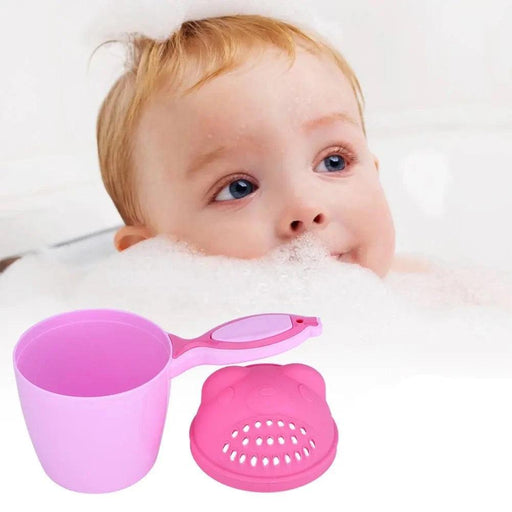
[341,181,385,228]
[345,179,395,270]
[193,217,271,259]
[357,178,392,224]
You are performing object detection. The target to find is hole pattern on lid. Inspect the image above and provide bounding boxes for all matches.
[220,418,317,470]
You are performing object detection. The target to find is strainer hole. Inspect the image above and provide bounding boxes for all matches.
[239,454,246,464]
[266,419,273,426]
[267,437,274,445]
[250,456,258,467]
[300,427,307,435]
[222,443,230,453]
[289,422,296,430]
[243,424,250,433]
[284,454,291,464]
[309,439,316,449]
[242,437,249,446]
[278,436,285,445]
[255,421,262,428]
[277,420,285,427]
[230,450,237,461]
[262,457,269,467]
[256,437,263,446]
[295,451,302,461]
[232,429,239,438]
[291,435,298,445]
[273,456,280,466]
[303,447,310,457]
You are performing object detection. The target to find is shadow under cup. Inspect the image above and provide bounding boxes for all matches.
[13,309,174,493]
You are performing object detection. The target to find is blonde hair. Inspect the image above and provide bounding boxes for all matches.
[94,14,366,226]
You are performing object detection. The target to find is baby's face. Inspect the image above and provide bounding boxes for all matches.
[127,46,395,276]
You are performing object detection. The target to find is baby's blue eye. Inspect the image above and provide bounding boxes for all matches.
[214,178,256,202]
[319,154,347,173]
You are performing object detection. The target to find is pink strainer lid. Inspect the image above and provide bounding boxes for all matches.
[189,363,338,492]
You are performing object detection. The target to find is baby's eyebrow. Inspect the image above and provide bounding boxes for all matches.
[185,144,237,177]
[301,111,360,133]
[186,111,359,177]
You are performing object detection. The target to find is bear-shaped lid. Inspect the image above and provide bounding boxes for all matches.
[189,363,338,492]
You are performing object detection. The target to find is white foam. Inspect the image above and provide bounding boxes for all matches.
[1,234,510,381]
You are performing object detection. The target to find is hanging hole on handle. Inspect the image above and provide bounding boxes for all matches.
[296,319,304,323]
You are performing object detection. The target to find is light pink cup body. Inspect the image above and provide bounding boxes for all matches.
[13,309,173,493]
[13,309,321,493]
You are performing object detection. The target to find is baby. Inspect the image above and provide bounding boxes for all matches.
[96,14,428,278]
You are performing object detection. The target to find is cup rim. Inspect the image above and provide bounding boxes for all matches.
[13,308,173,399]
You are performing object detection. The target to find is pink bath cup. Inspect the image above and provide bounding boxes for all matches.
[13,308,321,493]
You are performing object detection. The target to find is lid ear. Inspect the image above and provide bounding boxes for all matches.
[201,366,249,403]
[282,363,326,398]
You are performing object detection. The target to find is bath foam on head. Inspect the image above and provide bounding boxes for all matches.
[84,0,338,47]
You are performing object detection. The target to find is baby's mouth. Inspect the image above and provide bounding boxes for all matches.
[331,251,353,263]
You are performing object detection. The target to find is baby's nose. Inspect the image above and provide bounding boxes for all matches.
[289,213,327,235]
[277,199,328,238]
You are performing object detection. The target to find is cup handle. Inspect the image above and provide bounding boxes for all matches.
[167,313,321,378]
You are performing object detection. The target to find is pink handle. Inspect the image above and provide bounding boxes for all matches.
[168,314,321,378]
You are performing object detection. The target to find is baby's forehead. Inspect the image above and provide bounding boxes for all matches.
[154,55,359,126]
[162,46,352,97]
[133,48,365,165]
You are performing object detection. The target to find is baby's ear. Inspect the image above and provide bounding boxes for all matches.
[114,225,153,251]
[372,153,380,172]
